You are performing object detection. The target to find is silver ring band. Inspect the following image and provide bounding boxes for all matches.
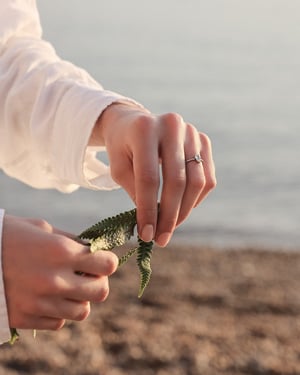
[185,154,203,164]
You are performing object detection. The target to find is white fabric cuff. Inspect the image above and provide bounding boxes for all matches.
[0,209,11,344]
[50,89,142,192]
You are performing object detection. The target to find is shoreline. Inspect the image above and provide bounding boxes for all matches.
[0,245,300,374]
[171,231,300,253]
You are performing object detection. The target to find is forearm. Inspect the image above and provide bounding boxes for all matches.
[0,0,138,192]
[0,35,126,191]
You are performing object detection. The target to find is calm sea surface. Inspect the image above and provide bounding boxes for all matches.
[1,0,299,249]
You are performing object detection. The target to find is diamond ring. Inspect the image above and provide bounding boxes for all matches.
[185,154,203,164]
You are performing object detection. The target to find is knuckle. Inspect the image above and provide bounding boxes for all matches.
[88,277,110,303]
[199,132,212,148]
[51,319,65,331]
[139,169,159,187]
[186,123,199,137]
[41,274,66,296]
[160,112,183,127]
[168,173,186,191]
[74,303,90,322]
[206,176,217,191]
[133,114,155,135]
[96,283,110,303]
[30,218,52,232]
[54,235,71,252]
[103,253,118,275]
[51,236,75,263]
[190,175,206,192]
[95,251,118,276]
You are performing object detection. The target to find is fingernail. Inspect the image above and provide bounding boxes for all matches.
[157,232,172,247]
[141,224,154,242]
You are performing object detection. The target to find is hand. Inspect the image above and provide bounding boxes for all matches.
[92,103,216,247]
[2,215,118,331]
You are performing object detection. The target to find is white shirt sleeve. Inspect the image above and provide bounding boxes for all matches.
[0,209,10,344]
[0,0,140,192]
[0,1,142,343]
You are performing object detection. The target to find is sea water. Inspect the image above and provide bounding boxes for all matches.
[1,0,299,249]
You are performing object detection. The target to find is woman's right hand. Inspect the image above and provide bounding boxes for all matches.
[2,215,118,331]
[93,103,216,248]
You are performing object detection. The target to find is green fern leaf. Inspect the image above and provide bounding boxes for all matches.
[136,237,153,298]
[9,328,19,345]
[79,208,137,251]
[118,247,138,267]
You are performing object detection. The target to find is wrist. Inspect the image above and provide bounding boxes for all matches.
[89,101,149,147]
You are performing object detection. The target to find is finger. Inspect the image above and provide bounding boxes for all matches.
[51,228,80,241]
[176,125,206,226]
[11,316,66,331]
[35,269,110,303]
[66,273,110,303]
[25,217,80,242]
[154,113,187,247]
[34,299,91,322]
[194,132,217,207]
[132,118,160,242]
[73,249,118,277]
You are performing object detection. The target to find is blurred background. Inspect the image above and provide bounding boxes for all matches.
[1,4,300,373]
[1,0,299,249]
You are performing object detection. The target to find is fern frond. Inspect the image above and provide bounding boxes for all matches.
[78,208,137,251]
[118,247,138,267]
[9,328,19,345]
[136,237,153,298]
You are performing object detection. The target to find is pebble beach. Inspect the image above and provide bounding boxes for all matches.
[0,244,300,375]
